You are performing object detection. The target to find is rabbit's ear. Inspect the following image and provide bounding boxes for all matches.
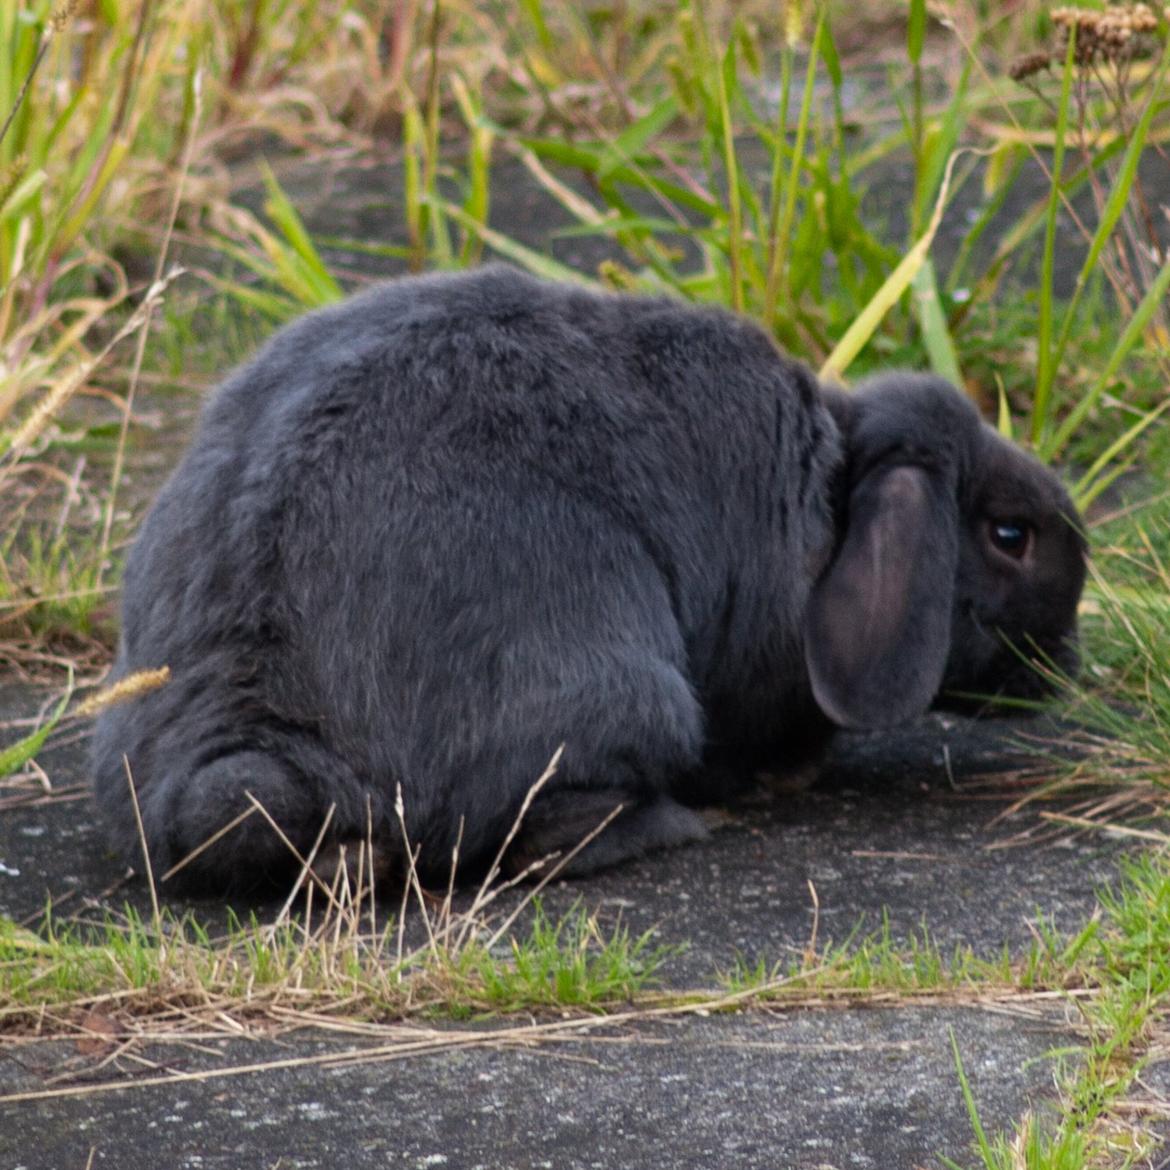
[804,463,958,729]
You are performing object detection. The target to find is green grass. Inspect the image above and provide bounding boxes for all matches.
[0,895,677,1025]
[5,833,1170,1164]
[0,849,1138,1030]
[1,850,1169,1167]
[938,481,1170,1163]
[946,850,1170,1169]
[1037,491,1170,820]
[437,900,681,1014]
[0,669,70,774]
[718,910,1093,1000]
[0,528,112,640]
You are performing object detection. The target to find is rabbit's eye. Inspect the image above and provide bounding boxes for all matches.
[989,519,1031,559]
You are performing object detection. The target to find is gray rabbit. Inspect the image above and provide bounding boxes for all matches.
[91,265,1087,893]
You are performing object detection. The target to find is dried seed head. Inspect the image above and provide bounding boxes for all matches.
[783,0,804,49]
[1051,4,1161,64]
[0,155,27,208]
[1009,51,1052,81]
[74,667,172,718]
[49,0,79,34]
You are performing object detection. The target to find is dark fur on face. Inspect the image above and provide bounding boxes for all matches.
[91,267,1087,894]
[815,374,1086,720]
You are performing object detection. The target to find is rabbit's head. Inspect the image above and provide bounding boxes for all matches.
[804,374,1087,730]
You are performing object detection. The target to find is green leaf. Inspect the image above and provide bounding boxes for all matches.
[519,0,554,52]
[1048,252,1170,459]
[764,10,825,323]
[734,16,761,76]
[908,0,927,64]
[995,380,1014,440]
[913,59,970,236]
[551,214,685,240]
[0,673,72,778]
[261,164,343,305]
[820,21,842,91]
[0,167,45,219]
[598,96,678,180]
[520,136,722,218]
[946,1028,997,1166]
[1040,32,1170,441]
[1032,28,1078,443]
[429,199,602,287]
[820,151,960,382]
[911,259,962,386]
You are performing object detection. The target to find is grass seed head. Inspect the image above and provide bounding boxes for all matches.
[0,155,26,210]
[49,0,79,34]
[74,666,171,718]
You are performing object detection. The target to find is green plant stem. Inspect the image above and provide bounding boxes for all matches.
[907,0,926,237]
[1032,28,1078,446]
[0,26,52,152]
[702,1,743,311]
[1050,251,1170,461]
[764,11,824,325]
[762,34,792,320]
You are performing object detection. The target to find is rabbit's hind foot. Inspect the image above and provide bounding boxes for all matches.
[502,789,708,879]
[136,750,342,896]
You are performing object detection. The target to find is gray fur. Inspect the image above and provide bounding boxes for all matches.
[90,266,1086,893]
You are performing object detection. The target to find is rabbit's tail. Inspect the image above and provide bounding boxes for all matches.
[91,667,387,895]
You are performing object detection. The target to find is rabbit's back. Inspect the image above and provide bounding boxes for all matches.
[136,265,836,694]
[94,266,842,888]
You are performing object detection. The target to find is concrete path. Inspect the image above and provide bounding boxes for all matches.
[0,704,1135,1169]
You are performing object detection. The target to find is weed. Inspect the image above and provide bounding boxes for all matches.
[0,668,70,775]
[718,909,1094,1003]
[1028,491,1170,828]
[440,899,680,1014]
[0,892,674,1028]
[944,850,1170,1168]
[987,3,1170,484]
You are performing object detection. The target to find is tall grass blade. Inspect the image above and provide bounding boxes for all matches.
[710,15,743,310]
[0,671,72,778]
[515,144,609,228]
[430,200,601,286]
[518,0,554,53]
[941,1027,998,1170]
[598,96,678,181]
[1049,251,1170,458]
[907,0,926,64]
[402,94,424,270]
[907,0,926,235]
[764,10,824,326]
[1039,40,1170,461]
[260,165,343,304]
[911,258,962,386]
[995,381,1014,440]
[519,136,721,217]
[1072,399,1170,512]
[422,0,451,267]
[1032,28,1078,445]
[911,59,970,244]
[450,73,493,268]
[820,151,960,382]
[944,143,1023,297]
